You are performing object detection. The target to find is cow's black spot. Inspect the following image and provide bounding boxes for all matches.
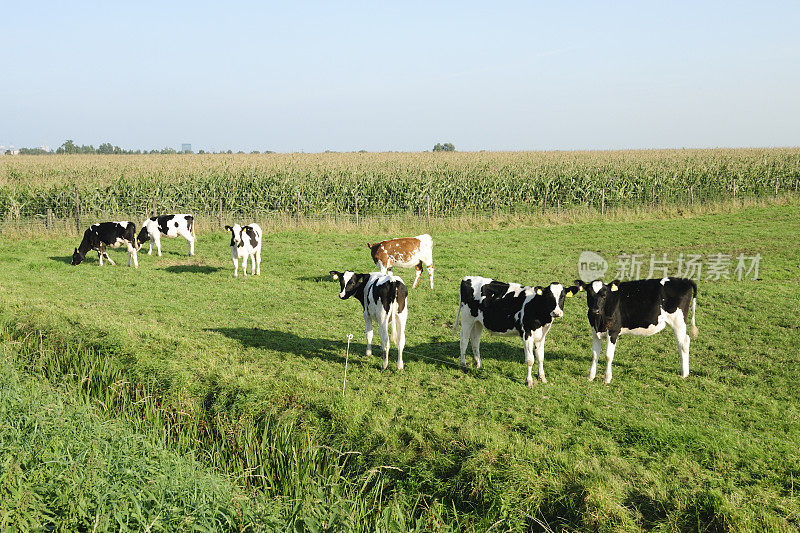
[156,214,175,235]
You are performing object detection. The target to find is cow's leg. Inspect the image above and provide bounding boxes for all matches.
[255,249,261,276]
[147,242,153,255]
[395,310,407,371]
[589,329,602,381]
[98,250,103,266]
[127,243,138,268]
[669,318,691,378]
[378,319,390,370]
[231,250,239,277]
[101,245,115,265]
[524,337,536,388]
[426,263,434,289]
[604,335,618,384]
[242,252,248,277]
[458,311,472,371]
[154,235,162,256]
[364,314,373,357]
[535,339,547,384]
[412,263,422,289]
[469,322,483,369]
[179,229,195,256]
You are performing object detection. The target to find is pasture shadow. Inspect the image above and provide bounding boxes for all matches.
[206,327,365,365]
[160,265,222,274]
[49,255,73,264]
[297,274,337,283]
[624,491,667,530]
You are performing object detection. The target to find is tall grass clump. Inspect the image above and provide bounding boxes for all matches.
[0,323,454,531]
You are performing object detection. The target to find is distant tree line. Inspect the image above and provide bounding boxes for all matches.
[433,142,455,152]
[5,140,279,155]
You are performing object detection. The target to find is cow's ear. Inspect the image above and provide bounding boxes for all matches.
[573,280,585,292]
[224,225,232,231]
[610,280,620,292]
[535,286,543,296]
[74,247,78,254]
[329,270,339,280]
[565,286,579,297]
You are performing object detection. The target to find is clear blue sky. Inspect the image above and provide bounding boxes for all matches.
[2,1,798,152]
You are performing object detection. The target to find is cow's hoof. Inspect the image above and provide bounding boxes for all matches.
[460,365,468,373]
[526,378,534,388]
[397,365,404,371]
[540,377,548,385]
[603,378,612,385]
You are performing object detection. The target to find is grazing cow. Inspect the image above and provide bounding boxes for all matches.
[367,234,434,289]
[225,223,262,277]
[574,277,698,384]
[330,270,408,370]
[137,214,196,256]
[71,221,139,268]
[454,276,580,386]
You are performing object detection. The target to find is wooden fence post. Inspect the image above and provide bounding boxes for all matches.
[74,186,80,233]
[218,198,223,228]
[733,179,737,203]
[542,189,548,215]
[296,190,301,224]
[651,186,655,206]
[47,208,53,230]
[601,188,605,215]
[775,179,779,197]
[354,192,359,226]
[426,193,431,222]
[690,185,694,205]
[152,196,157,217]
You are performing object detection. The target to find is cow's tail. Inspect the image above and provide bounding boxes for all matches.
[389,288,400,346]
[452,303,462,334]
[390,304,400,346]
[689,280,699,339]
[188,215,196,238]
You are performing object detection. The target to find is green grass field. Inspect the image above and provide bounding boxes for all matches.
[1,201,799,530]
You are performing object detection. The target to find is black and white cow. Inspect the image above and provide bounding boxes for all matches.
[71,221,139,268]
[137,214,196,256]
[330,271,409,370]
[574,277,698,384]
[454,276,580,386]
[225,223,262,277]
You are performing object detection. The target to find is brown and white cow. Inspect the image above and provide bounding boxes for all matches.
[366,234,434,289]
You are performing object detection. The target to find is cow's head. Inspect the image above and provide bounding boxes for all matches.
[574,279,619,317]
[225,224,242,247]
[71,247,84,266]
[330,270,364,299]
[535,282,574,318]
[136,226,150,248]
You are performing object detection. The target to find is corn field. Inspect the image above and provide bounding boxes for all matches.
[1,149,798,221]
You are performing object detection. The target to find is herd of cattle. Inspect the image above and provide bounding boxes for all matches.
[70,215,699,385]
